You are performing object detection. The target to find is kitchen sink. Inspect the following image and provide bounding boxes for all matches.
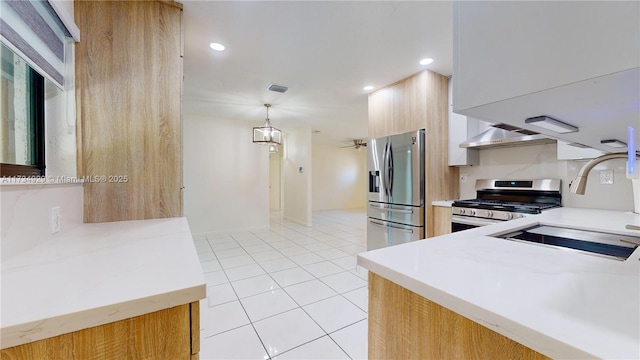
[492,224,640,261]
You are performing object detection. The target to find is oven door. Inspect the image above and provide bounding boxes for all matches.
[451,215,500,233]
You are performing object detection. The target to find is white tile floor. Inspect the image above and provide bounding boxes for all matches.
[193,209,369,360]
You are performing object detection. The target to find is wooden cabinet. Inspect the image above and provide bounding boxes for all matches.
[452,1,640,153]
[368,87,394,139]
[433,206,452,237]
[1,302,200,360]
[369,72,429,139]
[367,70,459,238]
[368,273,550,360]
[75,0,184,223]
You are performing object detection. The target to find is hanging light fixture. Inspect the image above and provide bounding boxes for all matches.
[253,104,282,145]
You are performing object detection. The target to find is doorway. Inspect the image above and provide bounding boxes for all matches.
[269,152,281,211]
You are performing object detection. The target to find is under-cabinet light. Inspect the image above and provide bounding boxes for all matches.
[600,139,627,148]
[524,116,579,134]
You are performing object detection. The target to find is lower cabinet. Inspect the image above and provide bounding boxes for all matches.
[0,302,200,360]
[433,206,452,237]
[368,273,550,360]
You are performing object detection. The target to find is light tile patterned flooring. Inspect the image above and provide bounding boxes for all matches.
[193,209,369,360]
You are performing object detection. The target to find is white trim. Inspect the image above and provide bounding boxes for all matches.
[47,0,80,41]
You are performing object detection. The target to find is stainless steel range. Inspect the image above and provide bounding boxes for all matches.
[451,179,562,232]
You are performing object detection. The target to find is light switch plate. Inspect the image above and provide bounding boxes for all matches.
[599,170,614,185]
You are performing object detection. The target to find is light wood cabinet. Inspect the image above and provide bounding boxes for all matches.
[0,302,200,360]
[433,206,451,237]
[368,273,550,360]
[75,0,184,223]
[368,87,394,139]
[367,70,459,238]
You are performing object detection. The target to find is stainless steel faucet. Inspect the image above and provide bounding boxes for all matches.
[570,152,640,214]
[569,153,638,194]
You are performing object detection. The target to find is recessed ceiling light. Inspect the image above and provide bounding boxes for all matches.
[209,42,225,51]
[419,58,433,65]
[363,86,374,91]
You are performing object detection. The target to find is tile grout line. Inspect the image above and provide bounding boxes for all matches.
[207,241,274,360]
[199,210,368,359]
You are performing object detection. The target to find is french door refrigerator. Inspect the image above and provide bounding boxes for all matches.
[367,129,425,250]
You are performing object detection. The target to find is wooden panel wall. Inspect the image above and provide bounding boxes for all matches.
[367,70,459,237]
[433,205,452,237]
[1,303,196,360]
[423,71,458,237]
[75,0,183,223]
[368,273,551,360]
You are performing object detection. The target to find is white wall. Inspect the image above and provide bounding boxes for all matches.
[45,79,76,177]
[459,143,634,211]
[312,144,366,211]
[1,183,83,261]
[283,127,312,226]
[183,113,270,236]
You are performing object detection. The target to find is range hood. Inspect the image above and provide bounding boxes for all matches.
[460,123,556,149]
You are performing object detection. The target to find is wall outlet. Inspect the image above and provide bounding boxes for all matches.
[599,170,614,185]
[51,206,61,234]
[460,174,468,183]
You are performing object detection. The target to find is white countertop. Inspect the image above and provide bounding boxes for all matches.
[432,200,454,207]
[358,208,640,359]
[0,217,206,349]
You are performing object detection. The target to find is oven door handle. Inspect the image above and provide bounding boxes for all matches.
[451,215,499,227]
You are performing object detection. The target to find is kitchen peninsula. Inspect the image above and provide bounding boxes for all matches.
[1,217,205,359]
[358,208,640,359]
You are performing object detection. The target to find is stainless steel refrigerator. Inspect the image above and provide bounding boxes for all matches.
[367,129,425,250]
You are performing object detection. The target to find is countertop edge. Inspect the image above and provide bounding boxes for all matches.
[0,283,206,349]
[357,255,592,359]
[356,208,640,359]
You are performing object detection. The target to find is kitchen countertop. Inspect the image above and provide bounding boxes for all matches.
[0,217,206,349]
[358,207,640,359]
[432,200,454,207]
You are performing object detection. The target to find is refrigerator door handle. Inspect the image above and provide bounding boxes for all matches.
[387,144,394,196]
[369,220,414,234]
[382,143,390,197]
[368,204,413,214]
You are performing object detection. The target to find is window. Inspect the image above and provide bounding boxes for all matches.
[1,44,45,177]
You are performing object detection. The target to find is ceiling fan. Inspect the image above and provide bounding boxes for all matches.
[341,139,367,149]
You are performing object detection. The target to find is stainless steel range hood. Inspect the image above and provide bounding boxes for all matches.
[460,123,556,149]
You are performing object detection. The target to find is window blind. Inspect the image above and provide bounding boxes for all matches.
[0,0,76,89]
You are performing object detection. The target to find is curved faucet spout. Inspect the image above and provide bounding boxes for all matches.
[569,152,640,195]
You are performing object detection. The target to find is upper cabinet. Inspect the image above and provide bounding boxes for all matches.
[76,1,184,223]
[448,78,478,166]
[452,1,640,153]
[368,72,428,139]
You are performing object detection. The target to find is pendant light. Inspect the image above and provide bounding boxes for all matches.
[253,104,282,145]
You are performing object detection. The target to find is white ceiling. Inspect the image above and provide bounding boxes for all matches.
[182,1,453,145]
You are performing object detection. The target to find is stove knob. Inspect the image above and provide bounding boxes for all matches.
[469,210,476,216]
[486,211,493,218]
[505,213,513,220]
[459,209,466,215]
